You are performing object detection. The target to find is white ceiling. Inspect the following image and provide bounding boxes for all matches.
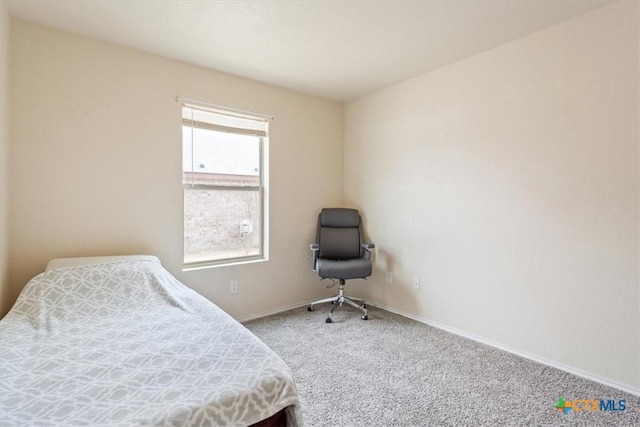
[6,0,614,102]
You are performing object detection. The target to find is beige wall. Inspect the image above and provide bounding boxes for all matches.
[8,19,343,319]
[345,2,639,390]
[0,3,10,317]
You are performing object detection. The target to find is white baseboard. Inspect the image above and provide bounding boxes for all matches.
[368,301,640,397]
[237,301,310,323]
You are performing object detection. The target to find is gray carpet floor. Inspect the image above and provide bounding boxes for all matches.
[245,304,639,427]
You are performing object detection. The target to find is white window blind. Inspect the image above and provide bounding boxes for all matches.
[182,105,269,137]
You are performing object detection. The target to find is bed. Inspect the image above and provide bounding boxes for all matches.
[0,256,302,427]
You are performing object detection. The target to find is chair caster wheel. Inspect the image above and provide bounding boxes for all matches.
[361,315,368,320]
[307,306,314,312]
[361,303,367,308]
[326,318,332,323]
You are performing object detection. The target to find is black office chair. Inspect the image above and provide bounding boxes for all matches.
[307,208,375,323]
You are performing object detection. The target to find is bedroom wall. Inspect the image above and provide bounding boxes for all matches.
[0,3,10,317]
[345,1,639,391]
[7,19,343,319]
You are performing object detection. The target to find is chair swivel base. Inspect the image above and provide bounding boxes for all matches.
[307,280,368,323]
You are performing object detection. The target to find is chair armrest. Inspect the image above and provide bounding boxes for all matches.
[310,243,319,271]
[361,243,375,260]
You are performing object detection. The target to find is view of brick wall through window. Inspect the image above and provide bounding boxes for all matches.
[184,187,260,263]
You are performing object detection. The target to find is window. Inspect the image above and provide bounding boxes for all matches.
[182,103,268,267]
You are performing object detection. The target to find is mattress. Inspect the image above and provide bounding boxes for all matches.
[45,255,161,271]
[0,258,302,426]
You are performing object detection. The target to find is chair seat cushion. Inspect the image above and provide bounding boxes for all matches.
[317,258,372,280]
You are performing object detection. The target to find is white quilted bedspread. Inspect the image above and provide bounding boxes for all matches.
[0,259,302,427]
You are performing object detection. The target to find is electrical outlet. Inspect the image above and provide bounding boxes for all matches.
[385,272,393,284]
[412,277,420,290]
[230,280,238,294]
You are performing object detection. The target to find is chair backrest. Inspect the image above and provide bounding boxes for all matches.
[317,208,362,260]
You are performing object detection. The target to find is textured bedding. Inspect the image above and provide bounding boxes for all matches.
[0,259,302,426]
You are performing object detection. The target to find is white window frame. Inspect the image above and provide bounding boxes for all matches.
[180,100,270,269]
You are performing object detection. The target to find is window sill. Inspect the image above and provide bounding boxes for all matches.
[182,256,267,272]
